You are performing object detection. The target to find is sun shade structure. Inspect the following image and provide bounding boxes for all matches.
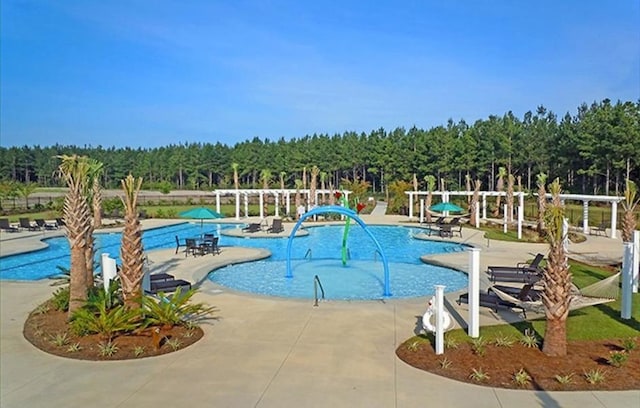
[430,202,463,213]
[179,207,224,229]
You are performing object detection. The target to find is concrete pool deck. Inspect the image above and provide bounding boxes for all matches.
[1,215,638,407]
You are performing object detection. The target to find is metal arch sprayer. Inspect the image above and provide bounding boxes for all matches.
[285,204,392,297]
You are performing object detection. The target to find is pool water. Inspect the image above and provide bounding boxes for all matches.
[0,223,468,300]
[212,225,468,300]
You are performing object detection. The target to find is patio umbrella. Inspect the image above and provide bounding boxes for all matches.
[430,202,464,213]
[179,207,224,230]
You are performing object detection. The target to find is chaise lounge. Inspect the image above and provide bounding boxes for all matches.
[242,223,262,233]
[487,253,545,283]
[457,285,530,317]
[267,218,284,233]
[0,218,19,232]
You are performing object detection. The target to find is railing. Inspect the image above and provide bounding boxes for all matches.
[313,275,325,307]
[304,249,312,259]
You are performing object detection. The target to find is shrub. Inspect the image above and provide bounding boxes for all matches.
[66,343,82,353]
[469,368,490,382]
[439,357,452,369]
[444,335,459,350]
[49,332,70,347]
[470,336,487,356]
[141,288,216,327]
[493,334,514,347]
[555,373,574,385]
[520,329,540,348]
[584,369,606,384]
[513,368,532,387]
[607,350,629,368]
[621,337,637,352]
[98,341,119,357]
[51,287,70,311]
[134,346,145,357]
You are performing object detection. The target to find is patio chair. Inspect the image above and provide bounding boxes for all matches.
[267,218,284,233]
[426,217,446,236]
[185,238,204,257]
[148,278,192,294]
[202,234,221,255]
[0,218,19,232]
[242,223,262,233]
[19,218,40,231]
[175,235,185,254]
[35,219,57,230]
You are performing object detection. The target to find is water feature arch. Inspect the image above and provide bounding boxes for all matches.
[285,205,391,297]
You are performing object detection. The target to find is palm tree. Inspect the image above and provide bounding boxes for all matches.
[536,172,548,234]
[57,155,92,316]
[621,179,639,243]
[232,163,239,190]
[260,169,271,216]
[493,167,506,218]
[310,166,319,208]
[119,174,144,309]
[320,171,327,204]
[294,179,303,209]
[541,178,572,357]
[470,179,481,226]
[506,173,515,222]
[465,173,471,206]
[91,161,104,229]
[84,159,104,284]
[423,175,436,223]
[15,182,38,210]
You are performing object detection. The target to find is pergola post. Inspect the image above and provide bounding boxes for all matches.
[215,192,221,214]
[286,192,291,216]
[419,199,424,223]
[259,192,264,219]
[274,193,280,217]
[408,192,414,219]
[243,193,249,218]
[235,191,240,220]
[610,201,618,239]
[482,193,487,219]
[582,200,589,234]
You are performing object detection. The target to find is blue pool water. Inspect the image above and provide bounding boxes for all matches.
[211,225,468,300]
[0,223,468,300]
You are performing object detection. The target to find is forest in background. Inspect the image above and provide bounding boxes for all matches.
[1,99,638,196]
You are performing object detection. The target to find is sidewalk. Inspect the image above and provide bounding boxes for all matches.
[1,218,638,408]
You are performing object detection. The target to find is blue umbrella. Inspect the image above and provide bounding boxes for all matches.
[430,202,464,213]
[179,207,224,229]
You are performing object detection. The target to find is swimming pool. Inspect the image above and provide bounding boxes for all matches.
[0,223,468,301]
[211,225,468,300]
[0,223,237,280]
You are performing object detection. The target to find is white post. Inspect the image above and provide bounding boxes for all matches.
[582,200,589,234]
[259,193,264,219]
[517,206,523,240]
[621,242,633,319]
[274,194,280,217]
[482,194,487,219]
[215,192,221,214]
[633,231,639,293]
[419,199,424,224]
[243,193,249,218]
[435,285,446,355]
[611,201,618,239]
[408,192,414,220]
[286,192,291,216]
[503,204,508,233]
[101,253,117,293]
[468,248,480,338]
[235,192,240,220]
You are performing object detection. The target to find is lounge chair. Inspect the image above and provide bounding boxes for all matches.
[19,218,40,231]
[589,222,607,237]
[0,218,19,232]
[457,290,527,317]
[148,277,191,294]
[35,219,57,230]
[242,223,262,233]
[55,218,66,228]
[426,217,446,236]
[267,218,284,233]
[488,283,542,302]
[487,253,545,283]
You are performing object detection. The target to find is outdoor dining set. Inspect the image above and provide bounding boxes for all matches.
[175,234,221,257]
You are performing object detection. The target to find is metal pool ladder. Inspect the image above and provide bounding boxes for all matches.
[313,275,325,306]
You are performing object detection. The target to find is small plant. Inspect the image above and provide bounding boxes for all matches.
[182,330,195,338]
[134,346,145,357]
[51,286,70,311]
[184,321,199,330]
[49,332,69,347]
[520,329,540,348]
[165,338,182,351]
[493,334,514,348]
[469,368,490,382]
[439,357,452,369]
[470,336,487,356]
[98,341,119,357]
[34,303,50,315]
[607,350,629,368]
[34,329,45,338]
[406,339,424,352]
[513,368,532,387]
[621,337,637,352]
[141,288,216,327]
[584,369,606,384]
[66,343,82,353]
[444,335,459,350]
[555,373,574,385]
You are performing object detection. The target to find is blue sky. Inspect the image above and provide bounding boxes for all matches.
[1,1,639,148]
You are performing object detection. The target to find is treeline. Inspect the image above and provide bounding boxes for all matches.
[1,98,638,195]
